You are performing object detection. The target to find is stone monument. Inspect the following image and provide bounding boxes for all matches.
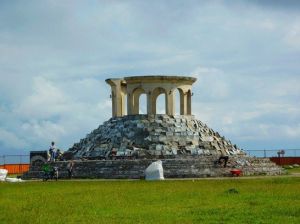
[24,75,283,179]
[69,75,245,159]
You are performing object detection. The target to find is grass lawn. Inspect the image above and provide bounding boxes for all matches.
[285,166,300,174]
[1,177,299,224]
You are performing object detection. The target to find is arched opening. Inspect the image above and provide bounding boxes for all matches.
[156,94,166,114]
[139,93,147,114]
[131,88,146,115]
[174,89,181,115]
[152,87,167,114]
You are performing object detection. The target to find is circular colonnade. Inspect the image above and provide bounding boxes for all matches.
[106,76,196,117]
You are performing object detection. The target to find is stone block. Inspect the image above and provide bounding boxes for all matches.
[204,150,211,155]
[147,127,154,132]
[166,132,173,136]
[137,123,144,129]
[155,128,163,133]
[201,136,214,142]
[178,140,186,146]
[175,123,182,128]
[163,150,173,155]
[151,136,159,142]
[190,148,197,155]
[159,136,167,142]
[163,145,171,150]
[154,150,162,156]
[148,145,156,151]
[156,144,163,151]
[197,149,204,155]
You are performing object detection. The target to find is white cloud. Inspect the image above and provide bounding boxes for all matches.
[21,120,66,142]
[191,66,223,78]
[268,78,300,97]
[283,124,300,138]
[260,19,276,31]
[284,23,300,48]
[191,66,231,100]
[0,128,28,150]
[191,64,300,150]
[0,1,300,153]
[0,75,113,152]
[14,77,68,119]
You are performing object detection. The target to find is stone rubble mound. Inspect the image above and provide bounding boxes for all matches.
[68,114,246,159]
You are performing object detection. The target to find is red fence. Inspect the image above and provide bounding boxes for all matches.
[245,149,300,158]
[0,164,30,174]
[270,157,300,166]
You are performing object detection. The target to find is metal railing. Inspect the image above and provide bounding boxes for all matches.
[1,150,300,163]
[0,155,30,165]
[244,149,300,158]
[0,155,30,174]
[1,149,299,165]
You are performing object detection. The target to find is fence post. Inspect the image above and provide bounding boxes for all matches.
[264,149,266,158]
[19,155,22,174]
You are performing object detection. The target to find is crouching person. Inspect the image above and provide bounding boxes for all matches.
[50,166,59,181]
[42,163,51,181]
[218,150,229,168]
[67,161,74,179]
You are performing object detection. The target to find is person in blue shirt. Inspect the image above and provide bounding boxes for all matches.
[49,141,56,162]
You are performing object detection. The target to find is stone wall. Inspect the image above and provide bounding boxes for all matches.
[23,156,283,179]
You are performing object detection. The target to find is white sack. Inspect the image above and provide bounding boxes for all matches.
[5,177,24,183]
[0,169,8,181]
[145,160,164,180]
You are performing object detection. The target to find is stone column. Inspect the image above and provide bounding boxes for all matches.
[133,93,140,114]
[180,92,188,115]
[151,93,157,114]
[106,79,125,117]
[187,90,192,115]
[147,91,154,114]
[166,90,175,116]
[127,91,134,115]
[120,86,127,116]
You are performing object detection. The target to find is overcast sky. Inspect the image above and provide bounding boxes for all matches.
[0,0,300,155]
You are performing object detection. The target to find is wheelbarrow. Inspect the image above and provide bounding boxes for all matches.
[230,169,242,177]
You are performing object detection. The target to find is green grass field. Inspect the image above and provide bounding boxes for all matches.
[285,166,300,174]
[1,177,299,224]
